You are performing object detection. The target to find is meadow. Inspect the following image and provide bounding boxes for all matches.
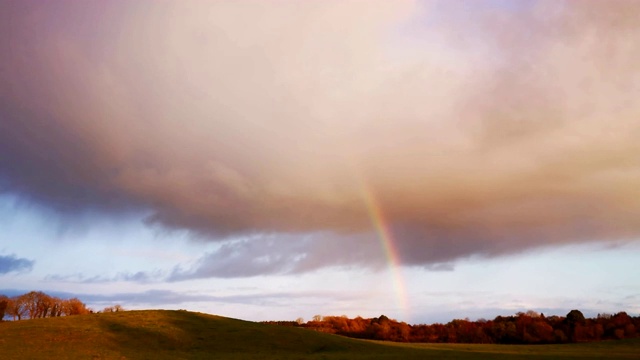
[1,310,639,359]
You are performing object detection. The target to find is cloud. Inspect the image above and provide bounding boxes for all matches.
[0,288,360,309]
[0,254,34,274]
[169,233,461,279]
[169,233,388,279]
[80,289,360,308]
[1,1,640,276]
[45,270,163,284]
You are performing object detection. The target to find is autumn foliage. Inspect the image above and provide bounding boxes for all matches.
[265,310,639,344]
[0,291,91,321]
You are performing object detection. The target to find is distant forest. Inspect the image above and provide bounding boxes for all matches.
[264,310,639,344]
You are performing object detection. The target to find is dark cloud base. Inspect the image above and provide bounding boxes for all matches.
[1,1,640,278]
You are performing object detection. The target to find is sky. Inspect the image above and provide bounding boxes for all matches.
[1,0,639,324]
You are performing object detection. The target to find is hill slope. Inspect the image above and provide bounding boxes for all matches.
[0,310,638,359]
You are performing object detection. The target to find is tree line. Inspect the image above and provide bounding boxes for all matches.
[264,310,639,344]
[0,291,91,320]
[0,291,122,321]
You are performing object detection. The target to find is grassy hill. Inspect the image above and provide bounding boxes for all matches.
[0,310,638,359]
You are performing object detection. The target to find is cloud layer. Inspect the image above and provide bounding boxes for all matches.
[0,254,34,274]
[1,1,639,276]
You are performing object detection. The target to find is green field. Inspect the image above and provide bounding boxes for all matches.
[0,310,638,359]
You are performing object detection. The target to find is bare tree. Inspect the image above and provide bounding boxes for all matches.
[22,291,53,319]
[49,297,64,317]
[7,296,27,320]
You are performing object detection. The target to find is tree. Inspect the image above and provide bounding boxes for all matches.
[566,310,586,324]
[103,304,125,313]
[7,296,27,320]
[368,315,392,340]
[565,310,586,342]
[0,291,93,320]
[525,310,541,318]
[49,297,64,317]
[528,318,554,343]
[0,295,8,320]
[20,291,53,319]
[63,298,90,316]
[394,322,411,342]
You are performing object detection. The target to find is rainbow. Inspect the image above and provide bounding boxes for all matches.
[358,181,409,320]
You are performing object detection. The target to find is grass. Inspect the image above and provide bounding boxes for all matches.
[0,310,638,359]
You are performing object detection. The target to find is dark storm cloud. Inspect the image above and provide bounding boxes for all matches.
[1,1,640,276]
[0,254,34,274]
